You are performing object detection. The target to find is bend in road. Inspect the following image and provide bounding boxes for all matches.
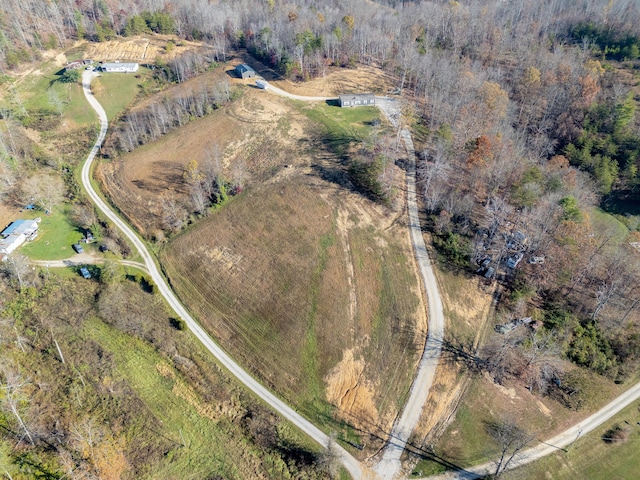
[80,70,364,480]
[373,98,445,480]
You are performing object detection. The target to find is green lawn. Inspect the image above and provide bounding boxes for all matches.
[590,207,629,242]
[8,62,149,127]
[300,102,381,156]
[505,400,640,480]
[92,68,150,121]
[20,206,84,260]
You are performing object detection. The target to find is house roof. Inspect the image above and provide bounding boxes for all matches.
[1,219,39,238]
[339,93,375,101]
[236,64,255,74]
[102,62,138,69]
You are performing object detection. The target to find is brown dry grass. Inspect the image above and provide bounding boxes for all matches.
[97,82,309,236]
[84,35,207,63]
[98,60,425,454]
[159,173,423,454]
[0,204,23,231]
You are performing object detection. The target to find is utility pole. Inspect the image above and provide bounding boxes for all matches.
[565,428,583,453]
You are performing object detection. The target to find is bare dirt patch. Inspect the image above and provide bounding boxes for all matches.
[325,348,380,431]
[84,35,207,63]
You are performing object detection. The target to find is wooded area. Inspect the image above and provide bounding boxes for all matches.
[1,0,640,477]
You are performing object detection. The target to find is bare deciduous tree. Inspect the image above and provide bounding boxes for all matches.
[21,173,65,213]
[0,362,34,445]
[486,419,534,478]
[1,253,31,291]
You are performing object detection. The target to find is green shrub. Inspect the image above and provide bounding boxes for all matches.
[169,317,186,331]
[348,156,385,200]
[566,322,616,374]
[432,232,471,268]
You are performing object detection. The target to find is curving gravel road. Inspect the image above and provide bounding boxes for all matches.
[80,70,364,480]
[373,98,445,480]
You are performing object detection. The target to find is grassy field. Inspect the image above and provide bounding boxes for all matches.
[84,317,324,479]
[504,400,640,480]
[92,68,150,121]
[5,58,149,130]
[160,174,421,453]
[300,102,380,156]
[20,206,85,260]
[590,207,630,242]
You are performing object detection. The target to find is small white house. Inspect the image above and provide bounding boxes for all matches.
[101,62,139,73]
[0,218,40,256]
[339,94,376,107]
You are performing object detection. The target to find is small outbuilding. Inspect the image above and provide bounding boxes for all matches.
[100,62,139,73]
[339,94,376,107]
[236,64,256,79]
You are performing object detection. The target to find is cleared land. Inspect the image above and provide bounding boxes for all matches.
[98,72,426,454]
[160,173,424,450]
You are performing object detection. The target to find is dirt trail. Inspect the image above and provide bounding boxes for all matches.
[31,252,146,271]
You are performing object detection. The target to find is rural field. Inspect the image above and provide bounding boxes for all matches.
[98,67,427,453]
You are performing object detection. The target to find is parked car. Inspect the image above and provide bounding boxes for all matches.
[99,244,109,252]
[79,267,91,279]
[72,243,84,254]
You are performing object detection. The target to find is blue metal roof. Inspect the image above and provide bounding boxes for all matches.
[1,220,26,237]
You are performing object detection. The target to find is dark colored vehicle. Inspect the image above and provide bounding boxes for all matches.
[72,243,84,254]
[99,244,109,252]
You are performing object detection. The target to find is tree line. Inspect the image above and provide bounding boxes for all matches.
[108,74,233,153]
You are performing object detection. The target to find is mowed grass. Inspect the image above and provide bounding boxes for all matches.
[9,63,96,127]
[19,206,84,260]
[504,400,640,480]
[8,61,148,128]
[301,102,381,155]
[160,176,421,444]
[92,68,150,121]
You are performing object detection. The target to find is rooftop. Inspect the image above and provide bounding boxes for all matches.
[1,219,39,238]
[236,64,255,73]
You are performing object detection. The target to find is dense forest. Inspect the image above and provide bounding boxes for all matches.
[2,0,640,477]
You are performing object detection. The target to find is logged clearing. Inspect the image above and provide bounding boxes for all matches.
[240,54,397,97]
[84,35,207,63]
